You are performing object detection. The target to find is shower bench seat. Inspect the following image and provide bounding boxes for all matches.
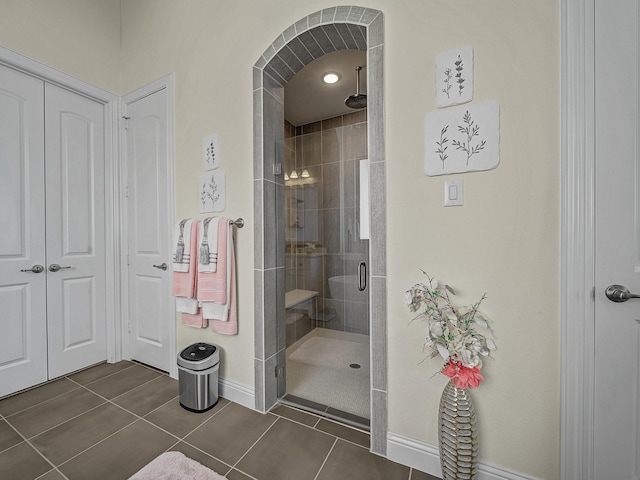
[285,289,318,309]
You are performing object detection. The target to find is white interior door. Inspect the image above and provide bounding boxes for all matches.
[124,80,174,373]
[44,83,107,379]
[594,0,640,476]
[0,65,47,397]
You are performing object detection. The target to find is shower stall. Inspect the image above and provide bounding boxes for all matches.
[279,111,370,428]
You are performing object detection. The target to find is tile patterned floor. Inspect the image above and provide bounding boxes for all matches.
[0,361,440,480]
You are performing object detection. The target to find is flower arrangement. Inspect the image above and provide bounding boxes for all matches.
[404,270,496,389]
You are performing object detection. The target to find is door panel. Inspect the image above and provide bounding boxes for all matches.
[125,86,173,372]
[45,83,106,378]
[0,65,47,397]
[594,0,640,476]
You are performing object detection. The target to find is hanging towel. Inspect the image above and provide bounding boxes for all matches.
[173,219,206,328]
[172,219,193,273]
[209,242,237,335]
[173,219,198,299]
[197,219,229,304]
[197,217,220,273]
[182,310,206,328]
[176,297,198,315]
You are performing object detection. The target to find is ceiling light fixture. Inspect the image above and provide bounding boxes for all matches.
[301,169,310,178]
[289,170,299,179]
[322,72,340,84]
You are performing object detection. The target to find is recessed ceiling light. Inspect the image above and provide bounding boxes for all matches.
[322,72,340,84]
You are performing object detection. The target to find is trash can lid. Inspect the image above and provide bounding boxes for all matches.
[177,343,219,370]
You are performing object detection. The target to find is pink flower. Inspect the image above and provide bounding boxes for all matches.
[441,360,484,389]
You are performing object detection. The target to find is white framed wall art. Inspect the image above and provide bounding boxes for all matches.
[436,46,474,108]
[199,170,226,212]
[203,134,219,170]
[424,100,500,176]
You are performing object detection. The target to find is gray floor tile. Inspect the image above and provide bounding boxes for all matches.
[0,442,52,480]
[270,404,320,427]
[315,418,370,448]
[184,402,277,465]
[237,417,336,480]
[58,419,176,480]
[7,388,105,438]
[34,469,66,480]
[411,469,441,480]
[317,439,410,480]
[144,396,229,438]
[0,419,23,452]
[30,403,137,466]
[113,375,178,416]
[83,364,161,399]
[226,469,254,480]
[67,361,134,385]
[0,379,78,416]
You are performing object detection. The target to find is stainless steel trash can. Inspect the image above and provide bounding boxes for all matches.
[177,343,220,413]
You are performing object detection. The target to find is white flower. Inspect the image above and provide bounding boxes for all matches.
[404,270,496,385]
[436,342,450,360]
[403,289,413,305]
[429,321,444,337]
[404,288,421,312]
[461,348,480,367]
[473,312,488,329]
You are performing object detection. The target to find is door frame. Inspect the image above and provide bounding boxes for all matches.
[252,6,387,455]
[119,74,177,378]
[0,46,122,369]
[561,0,599,478]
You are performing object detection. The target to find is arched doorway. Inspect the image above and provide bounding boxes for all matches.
[252,6,387,455]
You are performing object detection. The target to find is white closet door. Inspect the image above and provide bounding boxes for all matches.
[124,84,173,373]
[45,83,107,378]
[0,66,47,397]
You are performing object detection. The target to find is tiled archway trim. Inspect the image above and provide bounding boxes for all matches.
[252,6,387,455]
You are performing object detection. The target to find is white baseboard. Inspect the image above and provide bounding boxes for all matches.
[387,432,535,480]
[219,376,254,410]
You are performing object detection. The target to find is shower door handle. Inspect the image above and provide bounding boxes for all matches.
[358,262,367,291]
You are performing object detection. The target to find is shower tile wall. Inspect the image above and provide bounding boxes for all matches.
[284,110,369,336]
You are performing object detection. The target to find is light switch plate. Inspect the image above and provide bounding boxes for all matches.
[444,180,464,206]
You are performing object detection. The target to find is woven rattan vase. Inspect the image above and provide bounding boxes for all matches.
[438,380,479,480]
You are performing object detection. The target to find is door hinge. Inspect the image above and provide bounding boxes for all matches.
[275,365,285,377]
[273,163,282,176]
[126,254,130,266]
[122,115,130,130]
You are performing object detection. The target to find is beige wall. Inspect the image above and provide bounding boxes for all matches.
[0,0,121,93]
[0,1,560,478]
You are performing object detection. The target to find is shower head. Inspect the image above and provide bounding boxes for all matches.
[345,66,367,109]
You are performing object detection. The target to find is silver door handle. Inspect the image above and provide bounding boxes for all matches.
[21,265,45,273]
[153,262,168,271]
[605,284,640,303]
[48,264,71,272]
[358,261,367,291]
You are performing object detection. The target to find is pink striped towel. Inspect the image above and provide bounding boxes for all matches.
[209,242,237,335]
[173,219,199,299]
[197,219,229,304]
[173,219,207,328]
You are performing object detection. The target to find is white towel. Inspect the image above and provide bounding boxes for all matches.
[198,217,220,273]
[172,219,194,273]
[176,297,199,314]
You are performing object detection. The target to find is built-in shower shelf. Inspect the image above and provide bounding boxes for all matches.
[310,308,336,322]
